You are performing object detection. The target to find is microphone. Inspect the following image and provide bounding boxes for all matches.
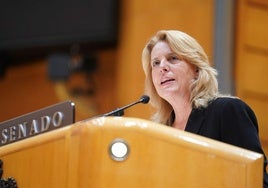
[103,95,150,117]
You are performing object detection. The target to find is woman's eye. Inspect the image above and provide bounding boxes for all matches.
[152,61,160,67]
[170,55,178,61]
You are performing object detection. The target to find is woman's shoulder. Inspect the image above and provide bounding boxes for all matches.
[205,96,257,123]
[210,96,246,107]
[208,96,253,114]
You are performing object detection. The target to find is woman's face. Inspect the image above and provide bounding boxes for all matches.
[150,41,197,102]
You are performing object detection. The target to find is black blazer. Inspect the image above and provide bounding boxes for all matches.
[184,97,268,187]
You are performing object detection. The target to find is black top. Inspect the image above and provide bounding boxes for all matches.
[185,97,268,187]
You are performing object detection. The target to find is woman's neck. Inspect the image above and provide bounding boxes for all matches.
[171,100,192,131]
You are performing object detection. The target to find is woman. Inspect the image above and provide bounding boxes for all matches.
[142,30,268,186]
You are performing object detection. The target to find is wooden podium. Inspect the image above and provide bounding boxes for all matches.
[0,117,263,187]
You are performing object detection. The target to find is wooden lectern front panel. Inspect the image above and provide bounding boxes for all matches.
[0,117,263,187]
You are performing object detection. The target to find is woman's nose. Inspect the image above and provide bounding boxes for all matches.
[159,60,169,72]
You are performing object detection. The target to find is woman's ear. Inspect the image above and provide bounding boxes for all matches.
[195,68,199,79]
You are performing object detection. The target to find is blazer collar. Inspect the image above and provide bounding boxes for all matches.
[185,108,205,134]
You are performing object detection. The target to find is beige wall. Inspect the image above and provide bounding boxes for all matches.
[235,0,268,155]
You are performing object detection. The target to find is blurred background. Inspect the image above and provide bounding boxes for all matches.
[0,0,267,155]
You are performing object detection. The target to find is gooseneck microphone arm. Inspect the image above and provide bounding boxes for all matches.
[103,95,150,117]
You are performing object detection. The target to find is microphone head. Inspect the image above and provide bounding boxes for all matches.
[140,95,150,104]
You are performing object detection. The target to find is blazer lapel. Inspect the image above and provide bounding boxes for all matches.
[185,108,205,134]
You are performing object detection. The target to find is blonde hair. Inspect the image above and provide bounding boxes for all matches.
[142,30,219,125]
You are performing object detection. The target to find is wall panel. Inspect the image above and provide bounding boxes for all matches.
[235,0,268,155]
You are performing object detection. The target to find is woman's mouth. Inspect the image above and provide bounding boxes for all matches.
[161,78,175,85]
